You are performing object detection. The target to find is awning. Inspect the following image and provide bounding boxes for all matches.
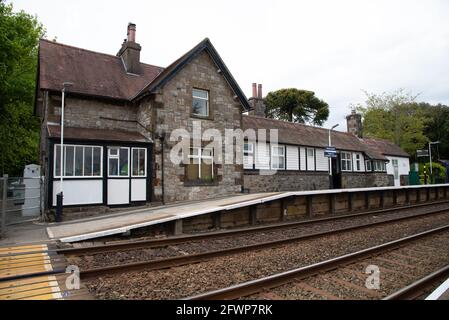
[47,124,152,143]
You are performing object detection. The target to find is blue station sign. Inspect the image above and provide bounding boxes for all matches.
[324,147,337,158]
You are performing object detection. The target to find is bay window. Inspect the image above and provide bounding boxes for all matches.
[131,148,147,177]
[54,144,102,177]
[108,147,129,177]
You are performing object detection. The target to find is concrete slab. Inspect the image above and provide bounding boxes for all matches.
[0,222,50,247]
[47,192,280,242]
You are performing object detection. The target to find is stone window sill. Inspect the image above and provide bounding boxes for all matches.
[184,179,218,187]
[190,113,214,121]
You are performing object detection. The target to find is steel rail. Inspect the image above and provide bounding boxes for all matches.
[78,206,449,280]
[59,199,449,256]
[184,224,449,300]
[383,264,449,300]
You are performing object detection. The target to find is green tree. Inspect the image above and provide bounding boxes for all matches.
[354,89,427,157]
[420,103,449,160]
[0,0,45,175]
[264,88,329,125]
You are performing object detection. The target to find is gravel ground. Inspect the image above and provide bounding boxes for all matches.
[70,203,449,270]
[84,210,449,300]
[262,232,449,300]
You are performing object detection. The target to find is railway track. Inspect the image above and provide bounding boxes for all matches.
[2,200,449,285]
[184,224,449,300]
[76,202,449,280]
[60,199,449,256]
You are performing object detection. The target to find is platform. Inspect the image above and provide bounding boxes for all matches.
[426,277,449,300]
[0,243,92,300]
[46,184,449,243]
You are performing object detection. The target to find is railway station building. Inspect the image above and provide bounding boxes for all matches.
[35,24,410,213]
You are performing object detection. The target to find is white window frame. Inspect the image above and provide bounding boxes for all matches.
[131,147,147,177]
[355,154,361,171]
[392,159,399,179]
[188,147,214,179]
[192,88,209,117]
[341,151,352,172]
[244,142,254,169]
[108,147,130,177]
[271,145,285,170]
[366,160,372,172]
[54,144,103,178]
[373,160,386,172]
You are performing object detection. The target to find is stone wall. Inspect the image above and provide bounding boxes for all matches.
[55,96,139,132]
[342,172,391,188]
[244,171,391,193]
[141,50,245,203]
[243,171,329,193]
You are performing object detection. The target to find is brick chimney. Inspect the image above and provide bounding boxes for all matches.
[346,109,363,138]
[248,83,266,117]
[117,23,142,74]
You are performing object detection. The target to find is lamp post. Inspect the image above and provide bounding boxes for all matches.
[428,141,440,184]
[56,82,73,222]
[328,124,339,189]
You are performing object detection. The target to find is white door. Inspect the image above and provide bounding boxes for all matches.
[130,147,147,201]
[107,147,130,205]
[392,159,399,186]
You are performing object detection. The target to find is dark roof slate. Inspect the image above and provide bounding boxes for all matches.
[47,125,151,143]
[39,39,163,100]
[362,138,410,158]
[242,115,405,160]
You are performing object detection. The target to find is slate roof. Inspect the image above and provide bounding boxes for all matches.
[242,115,409,160]
[47,125,151,143]
[38,38,250,110]
[362,138,410,158]
[38,39,163,101]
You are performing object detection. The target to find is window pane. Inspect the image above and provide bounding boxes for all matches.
[55,145,61,177]
[279,157,285,169]
[190,148,199,156]
[109,158,118,176]
[192,89,208,99]
[93,147,101,176]
[110,148,118,156]
[65,146,74,176]
[139,149,146,176]
[186,163,199,181]
[84,147,93,176]
[192,98,208,116]
[75,146,84,176]
[202,148,212,157]
[132,149,139,176]
[201,162,213,180]
[119,148,129,176]
[272,157,279,169]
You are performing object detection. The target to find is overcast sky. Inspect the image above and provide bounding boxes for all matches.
[10,0,449,131]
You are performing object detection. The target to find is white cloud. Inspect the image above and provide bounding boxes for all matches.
[10,0,449,131]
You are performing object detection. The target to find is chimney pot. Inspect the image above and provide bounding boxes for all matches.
[118,23,141,74]
[252,83,257,99]
[127,23,136,43]
[257,84,262,99]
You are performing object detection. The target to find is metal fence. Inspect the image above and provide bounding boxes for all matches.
[0,174,43,237]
